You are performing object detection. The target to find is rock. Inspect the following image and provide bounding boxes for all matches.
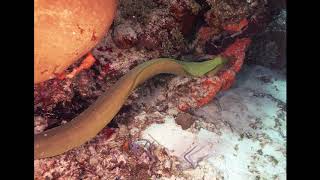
[112,21,138,49]
[175,112,195,130]
[163,159,172,169]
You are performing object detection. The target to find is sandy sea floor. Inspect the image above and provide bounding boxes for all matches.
[141,64,286,180]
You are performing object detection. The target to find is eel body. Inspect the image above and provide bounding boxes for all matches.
[35,57,227,159]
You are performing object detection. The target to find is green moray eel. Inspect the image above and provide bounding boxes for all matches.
[34,57,228,159]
